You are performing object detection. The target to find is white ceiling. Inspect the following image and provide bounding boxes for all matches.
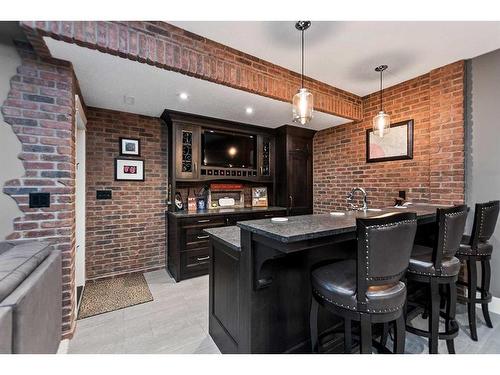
[170,21,500,96]
[44,38,349,131]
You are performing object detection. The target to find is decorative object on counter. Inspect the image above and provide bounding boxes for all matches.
[119,137,140,156]
[174,192,184,211]
[271,217,288,223]
[115,158,144,181]
[218,197,236,207]
[366,119,414,163]
[252,187,268,207]
[187,189,197,212]
[292,21,313,125]
[372,65,391,137]
[208,183,244,208]
[196,185,209,210]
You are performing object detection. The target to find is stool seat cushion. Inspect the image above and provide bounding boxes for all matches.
[311,259,406,313]
[408,245,460,276]
[457,235,493,257]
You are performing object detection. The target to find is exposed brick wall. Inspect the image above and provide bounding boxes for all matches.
[313,61,465,212]
[85,107,167,280]
[0,41,76,338]
[429,62,466,204]
[20,21,363,121]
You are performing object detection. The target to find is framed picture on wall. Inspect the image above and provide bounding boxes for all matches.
[119,137,140,156]
[366,119,414,163]
[115,158,145,181]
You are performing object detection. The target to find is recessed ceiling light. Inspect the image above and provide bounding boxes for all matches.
[179,92,189,100]
[245,107,253,115]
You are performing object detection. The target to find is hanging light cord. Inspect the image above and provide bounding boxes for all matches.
[301,28,304,88]
[379,69,383,112]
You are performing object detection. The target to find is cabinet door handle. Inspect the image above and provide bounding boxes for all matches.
[264,214,273,217]
[289,195,293,207]
[197,235,209,240]
[197,256,210,262]
[197,219,210,223]
[194,162,197,173]
[260,166,263,174]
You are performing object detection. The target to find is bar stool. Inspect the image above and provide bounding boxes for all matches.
[405,205,468,354]
[456,201,499,341]
[310,213,417,354]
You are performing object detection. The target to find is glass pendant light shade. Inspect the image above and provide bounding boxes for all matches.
[373,64,390,137]
[372,110,391,137]
[293,88,314,125]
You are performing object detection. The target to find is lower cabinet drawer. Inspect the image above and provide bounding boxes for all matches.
[181,248,210,278]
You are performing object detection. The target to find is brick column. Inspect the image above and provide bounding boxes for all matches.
[429,61,465,205]
[0,41,76,338]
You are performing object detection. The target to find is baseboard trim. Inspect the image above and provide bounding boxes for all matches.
[489,296,500,315]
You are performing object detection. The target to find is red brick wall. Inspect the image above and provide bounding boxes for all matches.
[313,61,465,212]
[85,107,167,280]
[20,21,363,121]
[0,41,76,338]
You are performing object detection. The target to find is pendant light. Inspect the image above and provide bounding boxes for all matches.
[292,21,313,125]
[373,65,391,137]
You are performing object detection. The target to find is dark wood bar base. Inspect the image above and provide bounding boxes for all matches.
[207,206,440,354]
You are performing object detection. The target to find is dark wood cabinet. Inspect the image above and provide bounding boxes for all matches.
[167,209,286,281]
[174,123,201,181]
[275,125,315,216]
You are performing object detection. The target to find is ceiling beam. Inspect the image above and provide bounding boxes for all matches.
[20,21,363,121]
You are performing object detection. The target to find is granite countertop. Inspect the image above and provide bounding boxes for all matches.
[204,226,241,251]
[168,206,286,218]
[237,204,444,244]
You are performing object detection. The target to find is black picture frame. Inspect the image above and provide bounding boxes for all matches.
[114,158,145,181]
[366,119,414,163]
[119,137,141,156]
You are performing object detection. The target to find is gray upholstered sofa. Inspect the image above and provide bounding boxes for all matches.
[0,241,62,354]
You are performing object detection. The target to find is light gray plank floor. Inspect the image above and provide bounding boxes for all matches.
[68,269,500,354]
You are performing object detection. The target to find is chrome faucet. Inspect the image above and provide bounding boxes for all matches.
[347,187,368,211]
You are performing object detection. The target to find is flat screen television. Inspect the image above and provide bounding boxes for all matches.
[202,130,256,169]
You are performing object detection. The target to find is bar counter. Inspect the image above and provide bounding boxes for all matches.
[205,204,443,353]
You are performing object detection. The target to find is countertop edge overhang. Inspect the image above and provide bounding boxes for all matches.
[236,205,444,244]
[167,206,287,218]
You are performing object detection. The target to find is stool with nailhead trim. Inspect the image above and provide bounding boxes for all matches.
[405,205,468,354]
[456,201,499,341]
[309,213,417,354]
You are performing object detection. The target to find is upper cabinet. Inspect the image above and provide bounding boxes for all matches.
[275,125,316,216]
[175,123,201,180]
[257,135,274,182]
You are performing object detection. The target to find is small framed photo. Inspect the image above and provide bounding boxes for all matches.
[115,158,145,181]
[120,137,140,156]
[252,187,268,207]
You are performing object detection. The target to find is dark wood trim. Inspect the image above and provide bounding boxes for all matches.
[366,119,414,163]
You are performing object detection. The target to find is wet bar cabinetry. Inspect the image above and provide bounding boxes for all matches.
[162,110,315,281]
[167,208,286,281]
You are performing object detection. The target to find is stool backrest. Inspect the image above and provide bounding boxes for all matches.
[433,205,468,268]
[469,201,500,248]
[356,212,417,303]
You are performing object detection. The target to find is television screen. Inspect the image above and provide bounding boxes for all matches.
[202,130,256,168]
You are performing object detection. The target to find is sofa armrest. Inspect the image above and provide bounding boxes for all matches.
[0,250,62,354]
[0,306,12,353]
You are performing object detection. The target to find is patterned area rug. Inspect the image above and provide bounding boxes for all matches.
[78,273,153,320]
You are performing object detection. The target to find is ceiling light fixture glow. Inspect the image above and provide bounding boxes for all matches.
[179,92,189,100]
[245,107,254,114]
